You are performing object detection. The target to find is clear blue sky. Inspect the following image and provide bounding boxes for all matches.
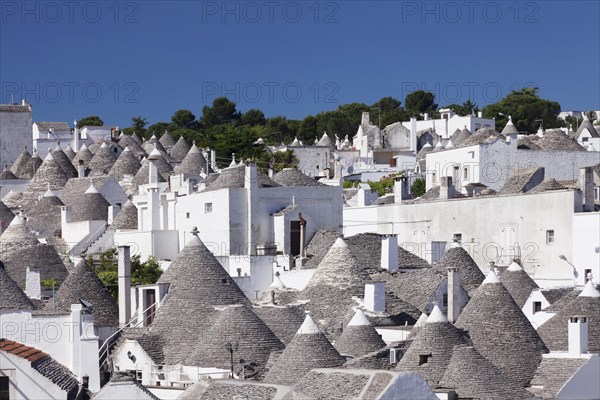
[1,0,599,128]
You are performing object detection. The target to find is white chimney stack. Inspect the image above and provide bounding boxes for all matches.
[478,111,483,118]
[364,282,385,313]
[25,267,42,300]
[447,267,460,323]
[361,112,370,126]
[439,176,455,200]
[118,245,132,327]
[568,316,588,356]
[410,117,417,153]
[381,235,398,272]
[393,176,411,203]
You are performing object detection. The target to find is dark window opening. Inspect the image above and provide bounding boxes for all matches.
[418,354,432,366]
[585,269,592,283]
[533,301,542,313]
[443,293,448,307]
[0,376,9,400]
[221,278,229,284]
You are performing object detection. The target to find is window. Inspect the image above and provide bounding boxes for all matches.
[533,301,542,313]
[432,172,437,183]
[582,137,589,142]
[463,167,469,180]
[594,188,599,200]
[546,230,554,244]
[468,151,475,159]
[418,354,432,366]
[585,269,592,283]
[186,212,190,219]
[442,293,448,307]
[113,147,118,153]
[205,203,212,213]
[0,376,9,400]
[453,233,462,244]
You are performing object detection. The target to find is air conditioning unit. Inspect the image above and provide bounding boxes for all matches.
[389,348,402,364]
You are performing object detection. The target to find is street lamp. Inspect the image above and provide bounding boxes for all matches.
[225,342,239,378]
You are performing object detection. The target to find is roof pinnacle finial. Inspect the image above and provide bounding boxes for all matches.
[191,226,199,236]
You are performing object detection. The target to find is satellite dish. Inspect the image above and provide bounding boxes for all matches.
[347,166,354,174]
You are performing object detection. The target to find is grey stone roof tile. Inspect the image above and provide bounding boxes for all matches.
[497,167,545,195]
[203,165,279,192]
[150,234,251,364]
[108,147,141,181]
[433,246,485,296]
[439,345,534,399]
[254,304,305,345]
[176,144,207,175]
[0,262,35,310]
[529,356,589,398]
[10,146,32,178]
[169,136,191,161]
[51,143,78,178]
[88,143,118,176]
[455,274,548,386]
[499,263,539,308]
[111,200,137,230]
[46,259,119,326]
[273,168,325,187]
[186,304,284,377]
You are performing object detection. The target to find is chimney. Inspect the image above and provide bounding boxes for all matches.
[439,176,455,200]
[73,120,80,151]
[25,267,41,300]
[424,113,429,121]
[118,245,132,327]
[381,235,398,272]
[393,176,411,203]
[148,157,159,184]
[361,112,370,126]
[77,160,85,178]
[410,117,417,153]
[211,149,217,171]
[245,163,258,255]
[447,267,460,323]
[579,167,594,212]
[364,282,385,313]
[568,316,588,356]
[477,111,483,118]
[107,204,120,225]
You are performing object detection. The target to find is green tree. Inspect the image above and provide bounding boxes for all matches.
[371,96,410,127]
[77,115,104,127]
[272,150,299,172]
[411,178,426,197]
[89,248,163,302]
[482,88,561,133]
[146,122,170,138]
[171,109,197,129]
[131,116,148,137]
[405,90,438,116]
[241,109,266,126]
[200,97,240,128]
[444,100,479,116]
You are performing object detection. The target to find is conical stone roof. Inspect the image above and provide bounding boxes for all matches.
[23,149,42,179]
[169,136,191,161]
[47,260,119,326]
[439,345,533,400]
[186,304,284,377]
[159,131,176,148]
[68,185,110,222]
[151,233,250,364]
[25,190,64,239]
[118,135,147,159]
[0,167,17,180]
[316,132,334,147]
[537,281,600,352]
[10,146,31,178]
[500,261,539,308]
[143,136,168,156]
[334,309,386,357]
[575,116,599,138]
[130,158,166,193]
[433,246,484,296]
[88,142,118,176]
[177,143,207,175]
[253,304,305,345]
[1,191,23,209]
[2,242,69,290]
[111,200,138,230]
[397,305,471,385]
[455,271,548,386]
[63,144,76,161]
[109,147,142,181]
[305,238,370,290]
[71,144,94,168]
[131,132,143,145]
[0,215,40,254]
[264,314,345,385]
[0,262,35,310]
[273,168,324,187]
[51,143,78,178]
[29,152,69,192]
[501,116,519,136]
[146,146,173,180]
[0,201,15,231]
